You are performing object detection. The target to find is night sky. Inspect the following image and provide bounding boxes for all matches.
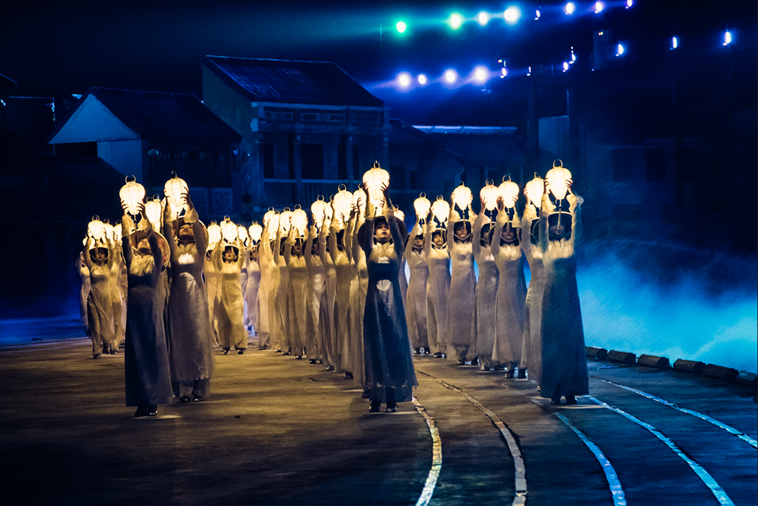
[3,1,756,126]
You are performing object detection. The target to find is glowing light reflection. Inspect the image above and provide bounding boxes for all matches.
[565,2,576,15]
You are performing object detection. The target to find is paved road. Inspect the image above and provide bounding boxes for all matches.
[1,338,755,506]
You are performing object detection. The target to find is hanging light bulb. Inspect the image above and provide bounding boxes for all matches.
[292,205,308,237]
[164,172,189,218]
[249,222,263,243]
[498,176,520,209]
[525,173,545,209]
[480,179,500,211]
[144,198,162,231]
[451,182,472,211]
[119,175,145,216]
[353,187,367,215]
[311,196,327,228]
[88,216,106,240]
[221,217,238,243]
[546,159,572,201]
[279,208,293,234]
[208,220,222,245]
[362,161,390,210]
[431,196,450,228]
[332,185,354,223]
[414,193,431,218]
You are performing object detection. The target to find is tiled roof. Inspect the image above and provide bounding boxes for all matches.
[204,56,383,108]
[4,97,55,147]
[50,87,242,143]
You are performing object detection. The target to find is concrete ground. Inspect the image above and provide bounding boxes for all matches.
[1,334,756,506]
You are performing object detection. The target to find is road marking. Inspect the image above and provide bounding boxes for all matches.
[417,371,527,506]
[553,412,627,506]
[593,377,758,449]
[412,396,442,506]
[585,395,735,506]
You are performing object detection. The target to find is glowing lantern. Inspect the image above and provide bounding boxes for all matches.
[451,182,472,211]
[525,173,545,208]
[362,161,390,209]
[238,225,250,247]
[394,207,405,221]
[164,172,189,218]
[144,198,162,230]
[498,176,520,209]
[292,206,308,237]
[332,185,354,223]
[88,216,105,240]
[114,223,122,239]
[267,214,280,240]
[119,175,145,216]
[207,221,222,245]
[221,217,238,244]
[431,196,450,227]
[546,159,572,201]
[102,222,114,242]
[480,180,500,211]
[324,198,334,221]
[263,207,277,227]
[311,196,327,227]
[413,193,431,218]
[353,188,367,215]
[249,222,263,243]
[279,208,293,234]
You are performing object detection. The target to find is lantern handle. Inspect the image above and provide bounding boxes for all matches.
[458,181,465,187]
[170,170,179,179]
[553,159,563,168]
[317,195,324,202]
[372,160,381,169]
[436,195,444,201]
[284,207,291,212]
[224,216,230,222]
[102,218,110,224]
[125,175,136,184]
[268,206,275,212]
[419,192,426,198]
[502,175,512,183]
[338,184,347,191]
[485,179,494,186]
[210,220,217,225]
[92,215,100,221]
[294,204,301,210]
[533,172,541,179]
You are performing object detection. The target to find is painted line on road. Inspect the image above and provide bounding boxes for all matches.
[417,371,527,506]
[412,396,442,506]
[593,377,757,449]
[585,395,735,506]
[553,412,627,506]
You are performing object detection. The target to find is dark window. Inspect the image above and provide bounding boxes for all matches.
[301,144,324,179]
[390,166,407,189]
[613,149,634,182]
[409,170,419,190]
[675,148,697,182]
[261,143,275,179]
[645,149,666,182]
[338,144,347,180]
[55,142,97,157]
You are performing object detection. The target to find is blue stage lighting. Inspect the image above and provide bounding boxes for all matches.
[562,61,569,72]
[417,74,428,85]
[723,31,732,46]
[535,9,541,20]
[501,68,508,78]
[473,66,489,83]
[447,13,464,30]
[397,72,412,88]
[396,21,407,34]
[565,2,576,15]
[671,37,678,50]
[477,11,489,26]
[444,69,458,83]
[594,2,605,13]
[625,0,633,8]
[616,43,625,56]
[504,6,521,24]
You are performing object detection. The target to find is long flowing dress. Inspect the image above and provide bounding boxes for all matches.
[472,214,499,369]
[319,223,338,368]
[538,193,588,399]
[404,221,429,351]
[244,249,261,336]
[304,226,327,363]
[274,233,290,352]
[124,229,172,407]
[109,246,125,349]
[329,221,352,372]
[423,222,451,356]
[285,230,308,357]
[204,251,221,347]
[520,206,545,381]
[77,253,90,333]
[239,259,249,331]
[491,210,527,367]
[213,241,247,352]
[361,207,418,403]
[83,238,117,356]
[448,209,477,362]
[259,232,280,351]
[347,214,366,387]
[164,209,214,398]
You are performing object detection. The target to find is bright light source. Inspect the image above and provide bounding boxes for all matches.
[396,21,407,34]
[570,46,576,62]
[504,6,521,24]
[397,72,412,88]
[671,36,678,49]
[527,66,532,76]
[417,74,428,85]
[723,31,732,46]
[594,2,605,13]
[447,13,463,30]
[501,68,508,77]
[473,66,489,83]
[562,61,569,72]
[444,69,458,83]
[535,9,541,20]
[477,11,489,26]
[616,43,625,56]
[565,2,576,15]
[626,0,633,8]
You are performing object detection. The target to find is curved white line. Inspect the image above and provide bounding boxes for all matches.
[412,396,442,506]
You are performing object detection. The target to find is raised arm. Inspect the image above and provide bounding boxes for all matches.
[567,192,583,248]
[520,204,537,253]
[283,226,295,264]
[472,209,486,260]
[492,206,508,258]
[162,198,176,254]
[423,220,433,259]
[212,240,223,271]
[304,224,316,265]
[236,239,246,269]
[539,191,550,254]
[184,191,206,254]
[405,220,421,260]
[121,213,134,266]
